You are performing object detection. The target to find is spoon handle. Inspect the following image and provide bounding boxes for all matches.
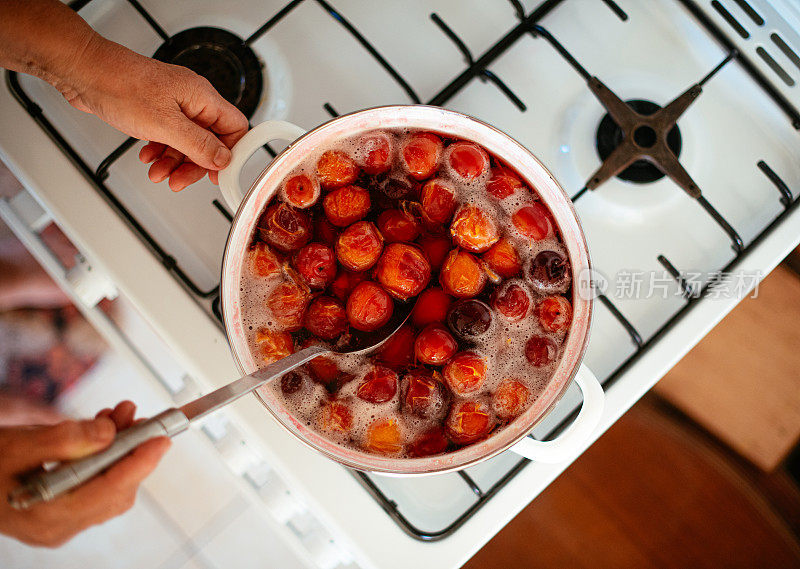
[179,345,330,423]
[8,345,329,510]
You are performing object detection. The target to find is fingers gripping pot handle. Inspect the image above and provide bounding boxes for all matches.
[217,121,308,213]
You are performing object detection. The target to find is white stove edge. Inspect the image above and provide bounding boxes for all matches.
[2,88,800,569]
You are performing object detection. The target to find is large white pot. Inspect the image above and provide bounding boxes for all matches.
[218,105,603,474]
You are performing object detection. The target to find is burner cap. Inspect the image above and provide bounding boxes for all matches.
[595,99,682,184]
[153,27,263,120]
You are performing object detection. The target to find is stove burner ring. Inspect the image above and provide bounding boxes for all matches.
[595,99,682,184]
[632,125,657,148]
[153,27,263,120]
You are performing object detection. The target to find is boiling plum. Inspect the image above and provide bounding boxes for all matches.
[330,269,367,301]
[313,216,338,247]
[443,351,486,396]
[255,329,294,364]
[407,426,449,457]
[376,324,415,368]
[401,368,448,420]
[446,299,492,339]
[280,371,303,395]
[267,280,309,331]
[377,209,421,243]
[295,243,336,289]
[401,132,442,180]
[411,287,452,328]
[356,365,398,403]
[296,338,348,388]
[512,202,554,241]
[417,234,452,272]
[316,150,359,188]
[377,176,413,200]
[446,141,488,181]
[336,220,383,272]
[491,282,531,321]
[450,204,499,253]
[250,242,281,278]
[446,399,493,445]
[482,238,521,278]
[485,165,523,199]
[440,249,486,298]
[414,324,457,365]
[346,281,393,332]
[535,296,572,333]
[307,354,340,384]
[323,185,371,227]
[357,132,393,174]
[420,178,456,225]
[375,243,431,301]
[258,203,312,252]
[524,335,557,367]
[304,296,347,340]
[528,249,571,293]
[364,417,403,455]
[316,401,354,439]
[491,379,530,420]
[283,173,320,208]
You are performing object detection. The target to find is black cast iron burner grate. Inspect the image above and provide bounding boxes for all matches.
[6,0,799,543]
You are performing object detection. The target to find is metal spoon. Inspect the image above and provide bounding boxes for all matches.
[9,302,413,510]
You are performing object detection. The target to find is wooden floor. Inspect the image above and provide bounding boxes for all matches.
[655,265,800,471]
[464,397,800,569]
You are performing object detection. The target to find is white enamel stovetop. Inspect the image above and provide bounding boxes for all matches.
[1,1,800,568]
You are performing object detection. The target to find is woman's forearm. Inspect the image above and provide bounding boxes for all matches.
[0,0,249,190]
[0,0,102,93]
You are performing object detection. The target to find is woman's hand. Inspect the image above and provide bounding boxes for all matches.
[0,401,170,547]
[63,36,249,192]
[0,0,249,192]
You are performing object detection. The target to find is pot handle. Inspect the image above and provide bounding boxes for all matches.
[509,364,604,463]
[218,121,308,213]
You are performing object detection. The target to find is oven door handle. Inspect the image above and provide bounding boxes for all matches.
[509,364,605,463]
[218,121,307,213]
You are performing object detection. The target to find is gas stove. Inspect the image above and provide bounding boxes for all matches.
[2,0,800,567]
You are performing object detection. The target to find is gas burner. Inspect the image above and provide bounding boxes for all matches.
[583,77,703,198]
[530,25,724,199]
[581,65,744,251]
[153,27,263,120]
[580,51,735,199]
[595,99,682,184]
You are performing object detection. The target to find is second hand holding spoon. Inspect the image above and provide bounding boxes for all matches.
[9,300,414,510]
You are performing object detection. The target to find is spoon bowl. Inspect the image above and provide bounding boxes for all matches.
[330,299,414,356]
